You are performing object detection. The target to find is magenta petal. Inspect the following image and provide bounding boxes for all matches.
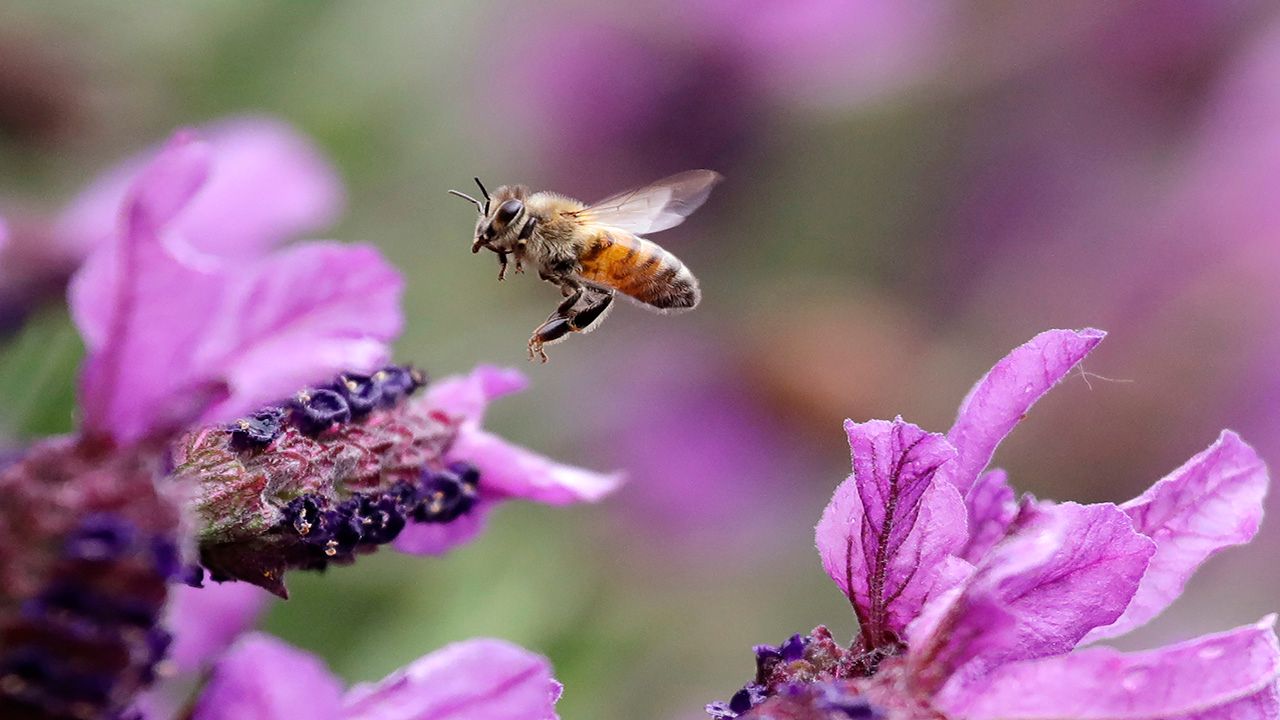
[56,116,343,260]
[69,132,401,444]
[70,134,225,443]
[166,582,272,673]
[944,328,1105,496]
[193,242,403,424]
[815,418,965,649]
[342,638,563,720]
[939,617,1280,720]
[448,428,623,505]
[393,503,490,556]
[425,366,529,423]
[1085,431,1269,643]
[958,469,1019,563]
[192,633,344,720]
[947,502,1155,674]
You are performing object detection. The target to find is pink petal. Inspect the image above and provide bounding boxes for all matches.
[957,469,1020,563]
[815,417,966,649]
[342,638,563,720]
[394,504,490,556]
[448,428,623,505]
[56,116,343,260]
[192,633,344,720]
[193,242,403,424]
[1085,431,1268,643]
[69,130,403,443]
[918,501,1155,692]
[166,582,273,673]
[939,617,1280,719]
[0,215,9,253]
[944,328,1105,496]
[70,133,225,443]
[425,366,529,424]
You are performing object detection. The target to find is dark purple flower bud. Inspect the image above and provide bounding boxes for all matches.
[374,365,425,406]
[228,407,286,451]
[290,389,350,436]
[414,467,477,524]
[333,373,381,418]
[780,634,808,662]
[754,644,783,680]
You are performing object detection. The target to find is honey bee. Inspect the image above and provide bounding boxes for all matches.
[450,170,722,361]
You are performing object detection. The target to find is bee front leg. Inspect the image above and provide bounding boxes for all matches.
[514,217,537,275]
[495,250,510,281]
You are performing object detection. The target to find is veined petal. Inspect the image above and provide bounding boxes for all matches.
[919,502,1154,694]
[193,242,404,425]
[1086,431,1268,643]
[957,469,1019,563]
[944,328,1105,496]
[56,116,343,260]
[342,638,563,720]
[940,617,1280,720]
[815,418,965,649]
[192,633,344,720]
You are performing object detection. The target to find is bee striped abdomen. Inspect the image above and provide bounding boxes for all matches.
[578,231,699,311]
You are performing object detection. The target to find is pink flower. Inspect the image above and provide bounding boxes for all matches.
[191,634,562,720]
[0,124,617,718]
[710,329,1278,718]
[68,129,398,445]
[394,366,623,556]
[0,115,343,333]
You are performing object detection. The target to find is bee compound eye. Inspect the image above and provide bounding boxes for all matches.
[496,199,522,224]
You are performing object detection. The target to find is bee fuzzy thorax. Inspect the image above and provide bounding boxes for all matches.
[452,169,721,360]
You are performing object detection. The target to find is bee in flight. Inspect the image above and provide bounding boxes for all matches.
[450,170,722,361]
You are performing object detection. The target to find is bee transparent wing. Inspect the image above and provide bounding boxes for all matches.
[571,170,722,235]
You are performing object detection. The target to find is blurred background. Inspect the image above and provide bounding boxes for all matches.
[2,1,1278,717]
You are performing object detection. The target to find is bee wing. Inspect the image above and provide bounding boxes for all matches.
[570,170,722,235]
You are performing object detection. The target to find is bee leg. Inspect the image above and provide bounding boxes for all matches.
[567,291,613,333]
[514,217,537,276]
[527,319,568,363]
[554,287,584,315]
[495,250,510,281]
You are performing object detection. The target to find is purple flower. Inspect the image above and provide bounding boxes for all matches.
[190,633,562,720]
[710,329,1278,718]
[0,115,343,333]
[0,124,616,716]
[393,366,623,556]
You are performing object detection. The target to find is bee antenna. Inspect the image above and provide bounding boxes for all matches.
[448,189,484,212]
[473,177,491,213]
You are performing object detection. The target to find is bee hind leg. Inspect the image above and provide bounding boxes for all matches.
[526,289,613,363]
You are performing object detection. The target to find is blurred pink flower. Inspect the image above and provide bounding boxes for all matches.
[0,115,343,333]
[191,634,562,720]
[692,0,952,108]
[67,130,398,445]
[484,14,763,194]
[709,329,1277,718]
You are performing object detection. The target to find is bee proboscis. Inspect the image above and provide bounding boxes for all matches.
[450,170,722,361]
